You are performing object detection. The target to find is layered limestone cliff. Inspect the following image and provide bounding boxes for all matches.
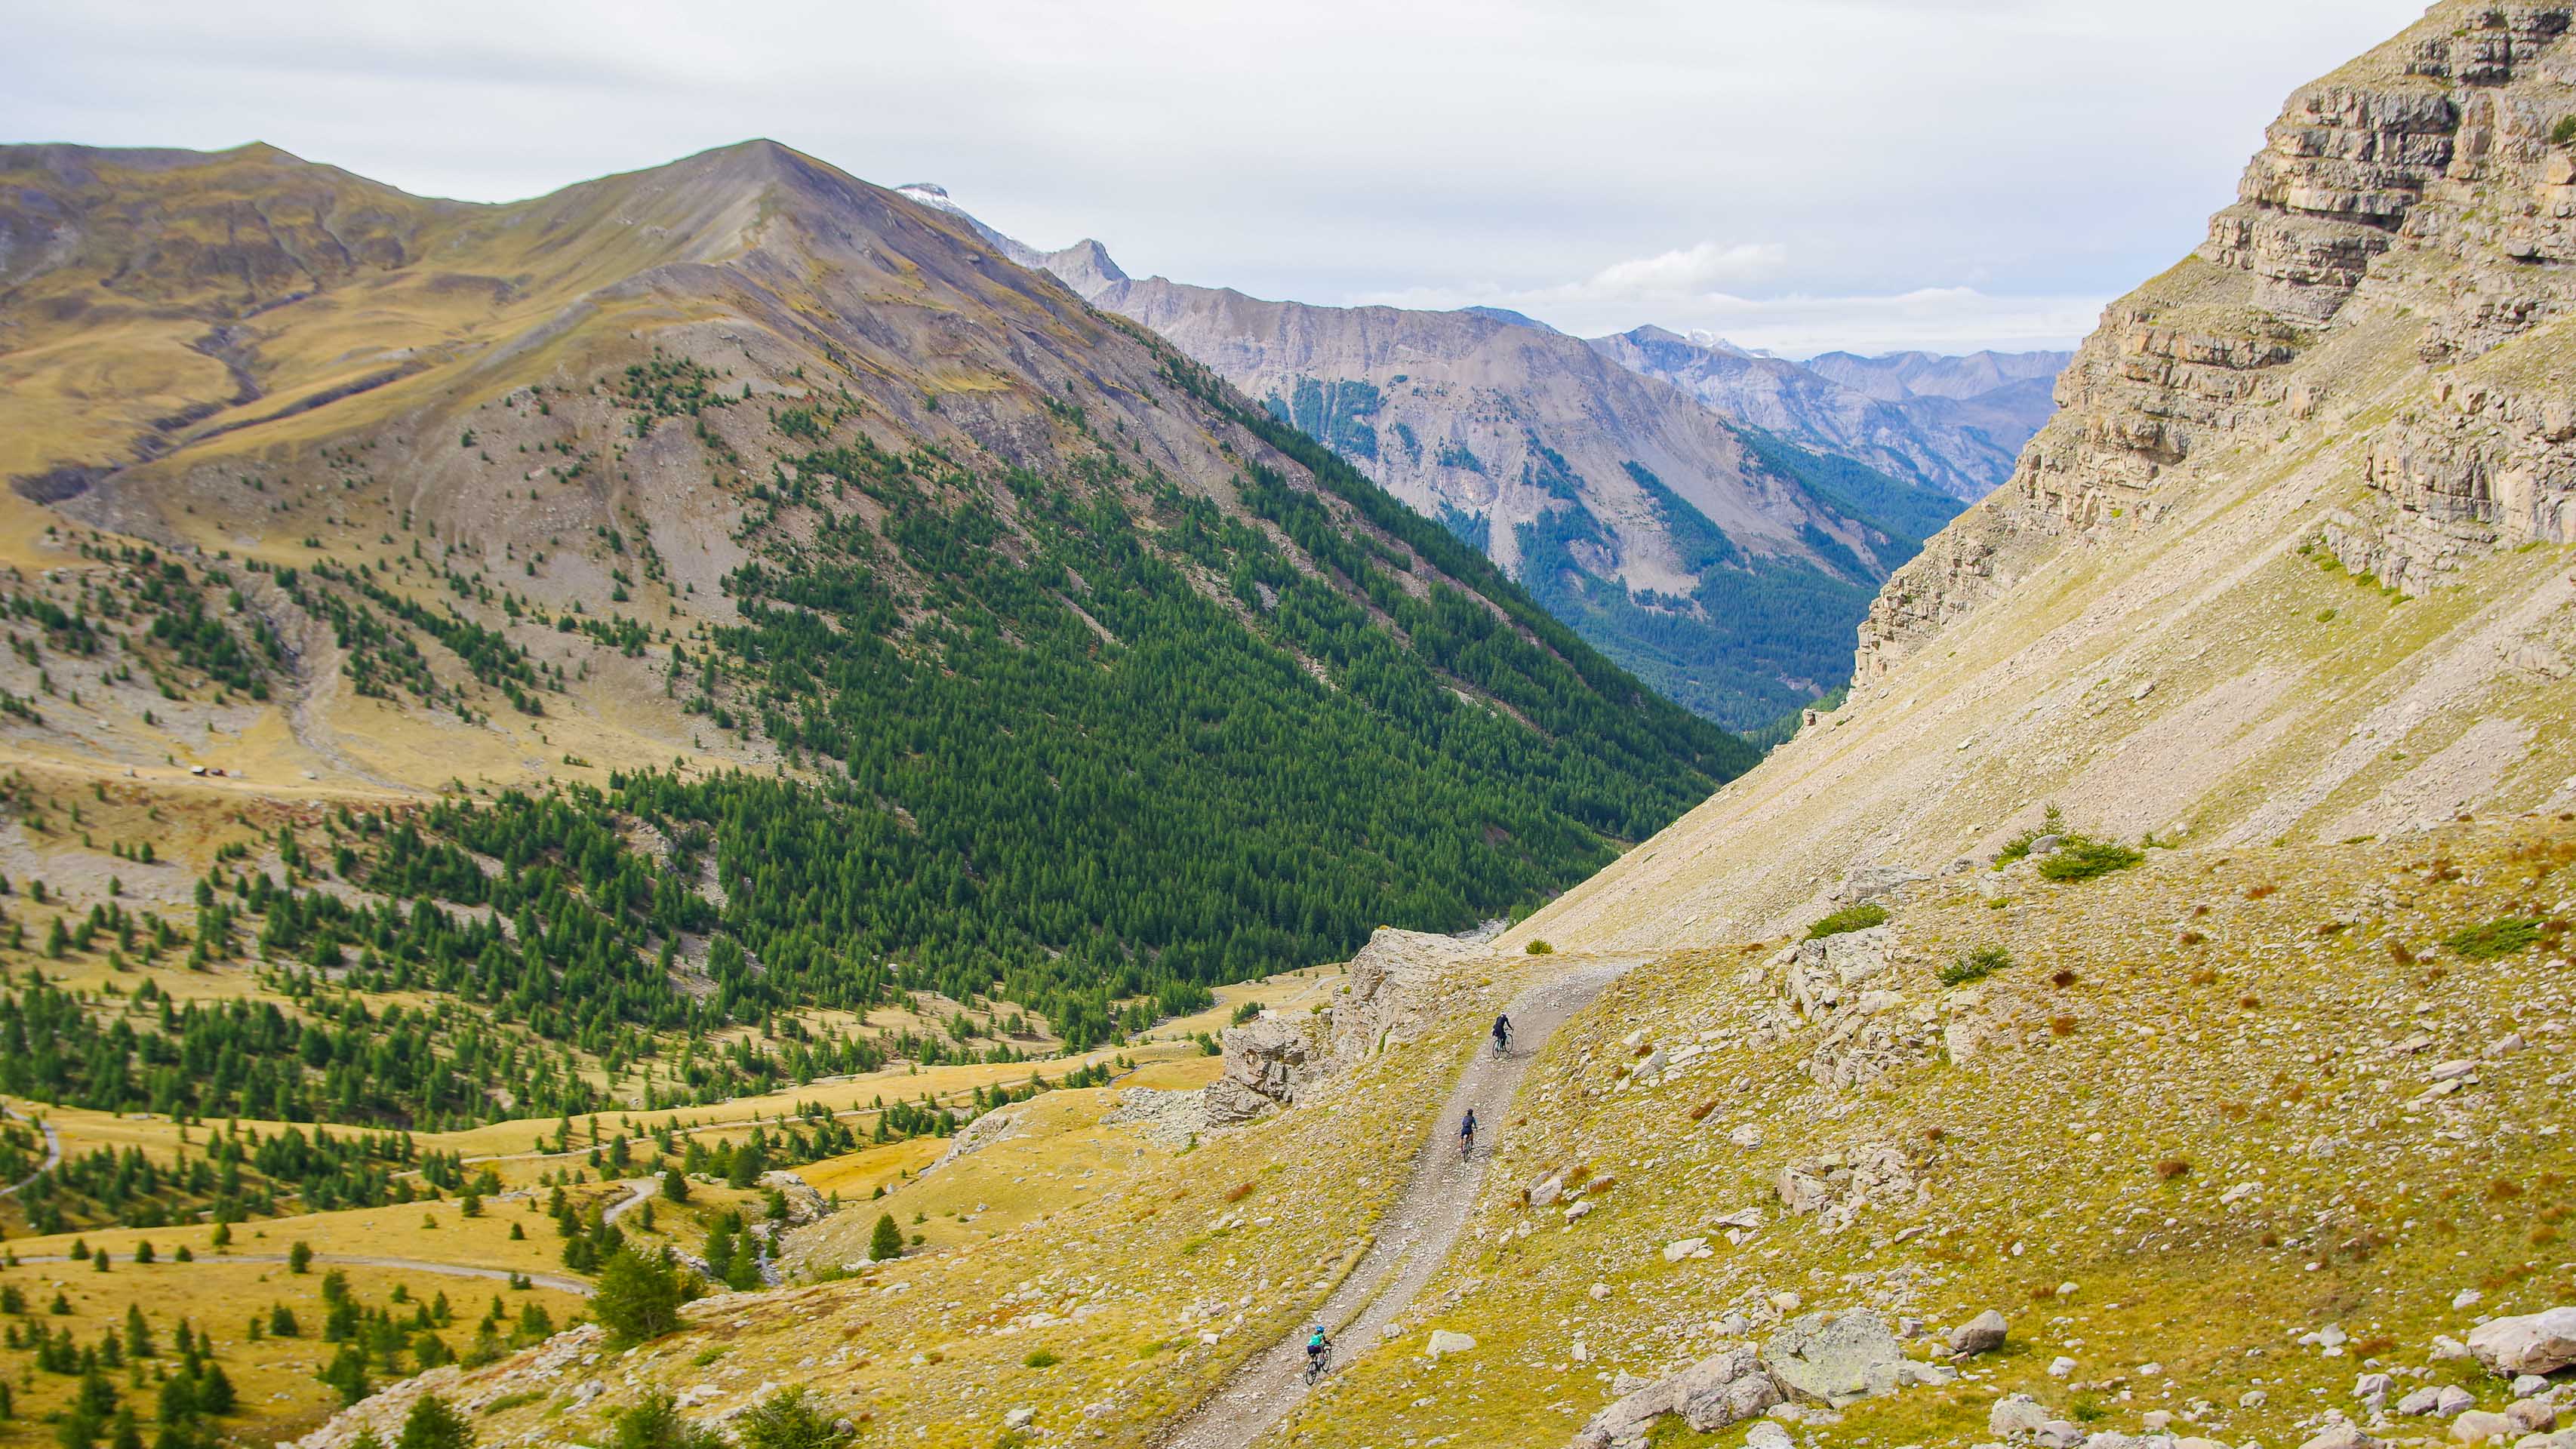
[1860,3,2576,687]
[1514,0,2576,953]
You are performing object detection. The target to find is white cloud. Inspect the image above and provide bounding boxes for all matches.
[1356,257,2104,357]
[3,0,2429,355]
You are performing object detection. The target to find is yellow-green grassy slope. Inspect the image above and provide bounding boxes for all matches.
[311,953,1552,1449]
[292,824,2572,1449]
[1282,823,2572,1447]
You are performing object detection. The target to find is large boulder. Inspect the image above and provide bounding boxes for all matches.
[1949,1309,2009,1357]
[1990,1393,2050,1435]
[1216,1014,1325,1108]
[1762,1310,1903,1407]
[1571,1345,1778,1446]
[2469,1307,2576,1375]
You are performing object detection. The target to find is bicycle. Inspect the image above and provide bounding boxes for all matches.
[1491,1028,1512,1060]
[1303,1344,1333,1385]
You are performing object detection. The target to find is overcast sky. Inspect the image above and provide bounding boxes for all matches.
[10,0,2427,357]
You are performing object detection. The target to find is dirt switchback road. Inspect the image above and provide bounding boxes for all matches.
[1155,955,1645,1449]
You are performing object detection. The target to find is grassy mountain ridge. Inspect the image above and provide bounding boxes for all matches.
[0,136,1749,1100]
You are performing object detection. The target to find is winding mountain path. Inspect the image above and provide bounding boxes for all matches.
[0,1106,62,1198]
[601,1177,661,1226]
[1154,955,1643,1449]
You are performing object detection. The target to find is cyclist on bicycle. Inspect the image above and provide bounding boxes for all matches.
[1492,1014,1513,1055]
[1460,1108,1478,1155]
[1305,1324,1331,1378]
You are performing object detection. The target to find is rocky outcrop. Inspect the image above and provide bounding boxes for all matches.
[291,1327,608,1449]
[927,1109,1020,1172]
[752,1170,832,1226]
[1742,928,1944,1091]
[1203,928,1476,1121]
[1771,1144,1922,1232]
[1101,1085,1214,1144]
[1571,1309,1922,1447]
[1571,1344,1780,1447]
[2328,373,2576,590]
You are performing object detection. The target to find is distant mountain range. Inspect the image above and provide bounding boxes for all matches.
[1590,328,2066,502]
[900,184,2069,728]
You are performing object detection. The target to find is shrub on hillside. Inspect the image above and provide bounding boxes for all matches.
[1525,940,1553,955]
[1805,903,1888,939]
[2445,917,2543,960]
[2036,838,2145,882]
[736,1386,848,1449]
[869,1213,903,1263]
[1995,805,2067,867]
[1939,946,2011,986]
[609,1392,725,1449]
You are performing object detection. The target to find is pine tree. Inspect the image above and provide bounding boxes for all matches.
[867,1213,901,1263]
[395,1395,472,1449]
[590,1247,684,1346]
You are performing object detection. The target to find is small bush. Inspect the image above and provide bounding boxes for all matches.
[1995,804,2067,866]
[2446,917,2542,960]
[1805,903,1888,940]
[2036,838,2144,881]
[736,1386,848,1449]
[610,1392,726,1449]
[1525,939,1553,955]
[1940,946,2011,986]
[1023,1349,1060,1368]
[2554,114,2576,147]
